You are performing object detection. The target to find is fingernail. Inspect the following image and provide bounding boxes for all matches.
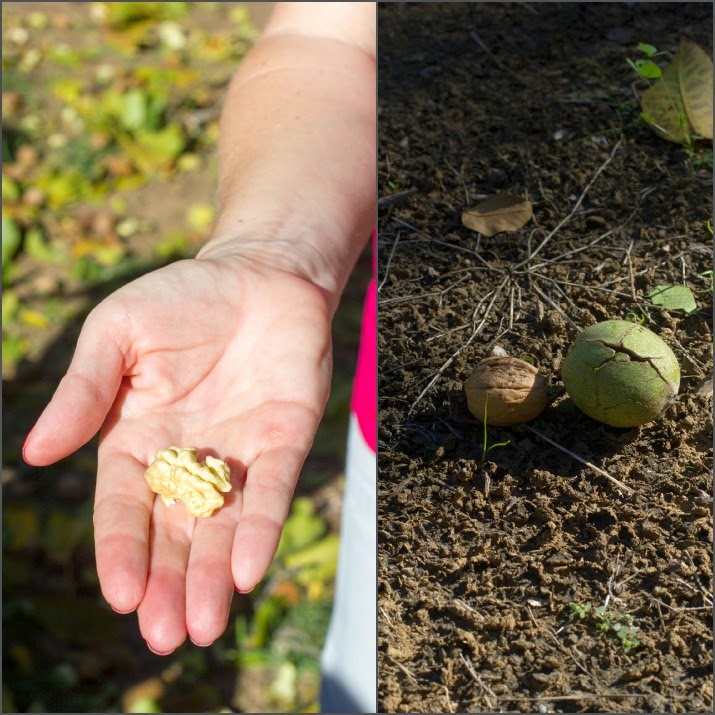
[147,643,175,656]
[110,605,134,614]
[235,585,254,594]
[190,637,215,648]
[21,435,31,463]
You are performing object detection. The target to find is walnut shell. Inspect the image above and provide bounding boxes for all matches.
[464,356,548,426]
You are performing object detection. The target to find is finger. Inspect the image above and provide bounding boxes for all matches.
[185,503,240,646]
[94,451,153,614]
[137,500,194,655]
[23,306,129,466]
[231,446,305,593]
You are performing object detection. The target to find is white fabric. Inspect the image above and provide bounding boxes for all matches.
[320,412,377,713]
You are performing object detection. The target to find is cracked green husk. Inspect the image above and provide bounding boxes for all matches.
[561,320,680,427]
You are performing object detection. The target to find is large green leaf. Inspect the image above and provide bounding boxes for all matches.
[648,284,698,314]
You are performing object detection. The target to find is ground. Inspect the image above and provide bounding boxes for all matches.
[377,3,713,713]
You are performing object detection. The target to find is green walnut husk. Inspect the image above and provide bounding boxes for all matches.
[561,320,680,427]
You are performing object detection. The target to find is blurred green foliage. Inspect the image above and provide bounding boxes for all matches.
[2,3,351,713]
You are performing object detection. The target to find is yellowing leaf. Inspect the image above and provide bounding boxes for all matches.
[640,38,713,144]
[19,308,50,329]
[678,38,713,139]
[187,202,215,232]
[640,54,690,144]
[462,192,533,237]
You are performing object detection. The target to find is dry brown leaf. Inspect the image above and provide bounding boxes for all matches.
[640,38,713,144]
[678,38,713,139]
[461,192,533,237]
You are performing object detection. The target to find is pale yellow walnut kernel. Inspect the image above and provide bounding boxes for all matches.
[144,447,232,518]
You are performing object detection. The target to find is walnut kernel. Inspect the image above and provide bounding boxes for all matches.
[144,447,231,518]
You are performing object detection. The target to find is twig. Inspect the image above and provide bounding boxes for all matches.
[442,685,455,714]
[471,31,529,87]
[498,693,649,701]
[523,424,636,495]
[407,278,507,415]
[377,231,401,293]
[391,216,500,272]
[525,606,607,689]
[649,595,711,612]
[458,653,497,712]
[531,281,580,330]
[383,653,419,686]
[514,135,623,268]
[378,188,418,209]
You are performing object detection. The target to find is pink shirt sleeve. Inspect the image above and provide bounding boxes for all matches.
[350,232,377,453]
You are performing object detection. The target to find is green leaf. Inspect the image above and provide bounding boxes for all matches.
[102,1,189,29]
[285,534,340,586]
[127,698,162,714]
[2,174,20,202]
[275,497,326,560]
[2,212,22,268]
[155,231,189,260]
[2,333,29,373]
[648,284,698,314]
[637,42,659,58]
[118,124,185,173]
[636,59,661,80]
[2,291,20,324]
[120,89,148,131]
[24,226,67,264]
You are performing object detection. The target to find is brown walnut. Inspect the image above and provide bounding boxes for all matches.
[464,356,548,426]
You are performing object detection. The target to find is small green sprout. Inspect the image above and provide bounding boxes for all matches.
[568,601,592,621]
[625,309,646,325]
[626,42,668,82]
[481,395,510,463]
[567,601,641,653]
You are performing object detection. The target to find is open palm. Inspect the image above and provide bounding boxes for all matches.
[23,256,333,653]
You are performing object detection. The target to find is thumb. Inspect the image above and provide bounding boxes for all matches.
[23,306,129,467]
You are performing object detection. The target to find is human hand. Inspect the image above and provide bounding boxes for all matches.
[23,255,333,654]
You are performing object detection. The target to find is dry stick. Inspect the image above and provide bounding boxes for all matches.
[498,694,649,702]
[407,279,508,415]
[522,424,636,495]
[525,606,610,692]
[377,230,401,294]
[531,281,580,330]
[535,273,636,302]
[471,31,529,87]
[623,238,638,301]
[514,135,623,269]
[458,653,498,712]
[377,188,418,209]
[524,203,642,272]
[391,216,500,272]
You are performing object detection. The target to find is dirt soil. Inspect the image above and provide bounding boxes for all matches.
[377,4,713,713]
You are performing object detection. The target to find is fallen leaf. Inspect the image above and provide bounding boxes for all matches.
[462,192,533,237]
[19,308,50,330]
[678,38,713,139]
[640,38,713,144]
[648,284,697,314]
